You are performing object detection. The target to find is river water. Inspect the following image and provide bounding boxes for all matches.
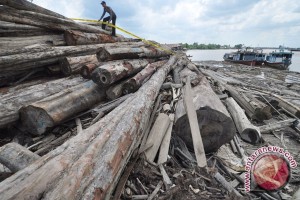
[187,49,300,73]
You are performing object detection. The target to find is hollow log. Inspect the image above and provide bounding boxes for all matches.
[92,59,149,86]
[81,63,99,79]
[60,54,98,76]
[64,30,135,46]
[0,143,40,173]
[0,0,67,19]
[0,34,65,49]
[20,80,106,135]
[97,46,171,62]
[0,55,179,200]
[174,68,235,153]
[122,60,167,94]
[0,76,86,128]
[226,97,261,144]
[0,6,109,34]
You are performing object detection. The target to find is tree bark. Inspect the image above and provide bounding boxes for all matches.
[92,59,149,86]
[174,68,235,153]
[81,63,99,79]
[60,54,98,76]
[0,76,86,128]
[64,30,134,46]
[0,6,109,34]
[226,97,261,144]
[0,55,180,200]
[97,46,171,62]
[0,143,40,173]
[20,80,106,135]
[122,60,167,94]
[0,0,67,19]
[0,34,65,49]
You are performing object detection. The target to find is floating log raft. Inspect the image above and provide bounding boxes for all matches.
[60,54,98,76]
[123,60,167,94]
[226,97,261,144]
[20,80,106,135]
[174,67,235,153]
[0,6,109,34]
[0,143,40,173]
[92,59,149,86]
[0,55,180,200]
[64,30,134,46]
[0,76,86,128]
[97,46,171,61]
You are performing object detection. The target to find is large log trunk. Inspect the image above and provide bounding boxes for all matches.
[0,0,67,19]
[97,46,170,62]
[0,35,65,48]
[226,97,261,144]
[60,54,98,76]
[64,30,134,46]
[0,55,180,200]
[81,63,98,79]
[92,59,149,86]
[174,68,235,153]
[123,60,167,94]
[0,143,40,173]
[20,80,106,135]
[0,43,50,56]
[0,6,109,34]
[0,76,86,128]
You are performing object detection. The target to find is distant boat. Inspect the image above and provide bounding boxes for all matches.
[264,48,293,70]
[223,48,256,66]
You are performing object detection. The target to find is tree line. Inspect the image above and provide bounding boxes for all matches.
[181,43,243,50]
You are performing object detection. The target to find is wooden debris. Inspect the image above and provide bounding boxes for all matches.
[259,119,297,134]
[0,142,40,173]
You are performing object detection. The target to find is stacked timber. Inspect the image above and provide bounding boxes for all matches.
[0,1,277,199]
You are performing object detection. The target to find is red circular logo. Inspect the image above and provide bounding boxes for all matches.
[252,154,290,191]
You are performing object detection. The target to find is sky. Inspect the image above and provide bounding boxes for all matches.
[33,0,300,47]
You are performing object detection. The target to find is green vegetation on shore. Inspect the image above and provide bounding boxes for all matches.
[181,43,243,50]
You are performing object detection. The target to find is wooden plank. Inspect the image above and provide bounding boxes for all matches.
[183,76,207,168]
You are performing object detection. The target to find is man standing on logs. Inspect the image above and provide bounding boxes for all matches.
[98,1,117,36]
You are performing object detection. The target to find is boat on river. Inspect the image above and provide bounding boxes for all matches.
[223,48,257,66]
[264,48,293,70]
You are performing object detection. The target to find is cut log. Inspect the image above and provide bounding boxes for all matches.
[0,6,110,34]
[60,54,98,76]
[81,63,99,79]
[175,68,235,153]
[226,97,261,144]
[64,30,135,46]
[122,60,167,94]
[20,80,106,135]
[0,34,65,49]
[0,0,67,19]
[0,55,180,200]
[97,46,171,62]
[144,113,171,162]
[0,76,86,128]
[0,143,40,173]
[92,59,149,86]
[270,96,300,118]
[182,76,207,168]
[259,119,297,134]
[0,42,145,68]
[0,43,51,56]
[106,78,132,100]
